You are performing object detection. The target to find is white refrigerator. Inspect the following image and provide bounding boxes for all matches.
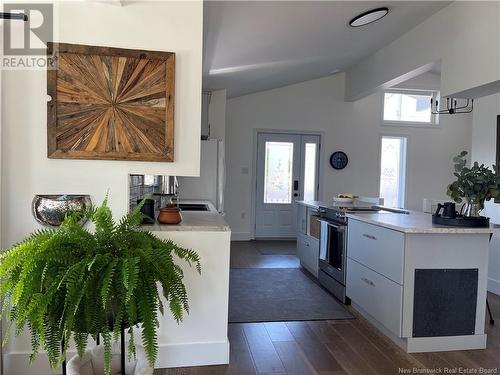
[177,139,225,213]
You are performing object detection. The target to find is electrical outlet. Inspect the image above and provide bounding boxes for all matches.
[241,167,249,175]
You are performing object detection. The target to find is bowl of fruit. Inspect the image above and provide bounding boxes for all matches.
[333,194,356,204]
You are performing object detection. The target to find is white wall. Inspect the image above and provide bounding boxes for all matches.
[345,1,500,101]
[471,93,500,294]
[1,0,203,248]
[208,89,227,140]
[225,73,472,239]
[1,0,204,371]
[201,89,226,140]
[393,72,441,91]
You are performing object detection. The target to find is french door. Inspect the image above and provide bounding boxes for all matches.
[255,132,320,238]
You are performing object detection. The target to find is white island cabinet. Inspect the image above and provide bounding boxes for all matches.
[346,211,499,353]
[296,201,324,278]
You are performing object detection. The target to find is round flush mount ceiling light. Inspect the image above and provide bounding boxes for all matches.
[349,7,389,27]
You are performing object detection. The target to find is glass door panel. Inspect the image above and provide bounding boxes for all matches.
[263,141,294,204]
[303,142,318,201]
[300,135,320,202]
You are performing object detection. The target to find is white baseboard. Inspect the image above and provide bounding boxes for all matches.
[231,232,253,241]
[155,340,229,369]
[406,334,486,353]
[487,277,500,295]
[3,340,230,375]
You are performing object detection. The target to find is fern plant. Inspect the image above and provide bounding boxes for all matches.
[0,196,201,375]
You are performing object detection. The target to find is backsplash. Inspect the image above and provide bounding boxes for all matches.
[129,174,169,211]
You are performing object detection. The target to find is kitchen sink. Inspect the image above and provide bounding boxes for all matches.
[178,203,210,211]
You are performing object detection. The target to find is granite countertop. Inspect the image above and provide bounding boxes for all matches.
[142,211,230,232]
[346,211,500,234]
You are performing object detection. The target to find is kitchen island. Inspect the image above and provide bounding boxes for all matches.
[346,210,499,353]
[144,211,231,369]
[3,211,231,375]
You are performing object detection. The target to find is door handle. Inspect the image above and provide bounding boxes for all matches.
[293,180,299,191]
[363,234,377,241]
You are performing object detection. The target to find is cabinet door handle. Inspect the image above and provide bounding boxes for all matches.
[304,242,310,247]
[361,277,375,287]
[363,234,377,241]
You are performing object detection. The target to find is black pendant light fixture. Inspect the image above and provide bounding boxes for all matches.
[431,97,474,115]
[349,7,389,27]
[0,12,28,21]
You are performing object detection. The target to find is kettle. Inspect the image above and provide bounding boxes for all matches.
[139,198,156,224]
[435,202,457,219]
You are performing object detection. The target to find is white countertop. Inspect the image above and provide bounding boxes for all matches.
[296,199,378,209]
[346,211,500,234]
[142,211,230,232]
[295,200,328,209]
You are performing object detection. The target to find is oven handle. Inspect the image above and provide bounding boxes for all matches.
[319,219,346,232]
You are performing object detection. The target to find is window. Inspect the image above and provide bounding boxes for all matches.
[303,143,318,201]
[379,136,407,208]
[263,141,294,204]
[383,90,438,125]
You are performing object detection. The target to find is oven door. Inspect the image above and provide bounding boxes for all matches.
[319,219,347,284]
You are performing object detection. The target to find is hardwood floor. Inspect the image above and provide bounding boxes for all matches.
[155,241,500,374]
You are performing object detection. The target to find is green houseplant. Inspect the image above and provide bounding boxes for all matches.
[447,151,500,216]
[0,196,201,375]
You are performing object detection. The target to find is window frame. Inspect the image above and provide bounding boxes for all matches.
[378,135,408,209]
[382,89,440,128]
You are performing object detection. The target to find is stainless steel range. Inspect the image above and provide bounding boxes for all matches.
[318,203,380,303]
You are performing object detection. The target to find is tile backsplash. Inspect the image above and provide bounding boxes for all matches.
[129,174,171,211]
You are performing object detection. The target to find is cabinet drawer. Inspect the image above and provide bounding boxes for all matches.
[347,219,404,284]
[347,258,403,337]
[297,232,319,278]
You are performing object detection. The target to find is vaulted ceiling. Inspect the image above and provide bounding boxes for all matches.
[203,1,450,98]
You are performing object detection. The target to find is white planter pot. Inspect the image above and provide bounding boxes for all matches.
[66,343,153,375]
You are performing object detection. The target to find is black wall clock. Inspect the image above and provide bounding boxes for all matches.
[330,151,348,170]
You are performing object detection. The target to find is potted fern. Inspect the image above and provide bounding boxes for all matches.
[0,196,201,375]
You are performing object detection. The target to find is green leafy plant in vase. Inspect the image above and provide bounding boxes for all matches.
[447,151,500,217]
[0,196,201,375]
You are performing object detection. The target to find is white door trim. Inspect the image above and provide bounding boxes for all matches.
[250,129,323,240]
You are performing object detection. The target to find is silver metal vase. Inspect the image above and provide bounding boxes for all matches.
[463,200,482,217]
[32,194,92,226]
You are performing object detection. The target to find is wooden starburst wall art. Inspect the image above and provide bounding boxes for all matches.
[47,43,175,161]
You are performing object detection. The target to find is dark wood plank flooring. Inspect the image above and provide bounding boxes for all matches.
[155,241,500,374]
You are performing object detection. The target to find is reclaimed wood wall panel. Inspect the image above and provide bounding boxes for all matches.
[47,43,175,162]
